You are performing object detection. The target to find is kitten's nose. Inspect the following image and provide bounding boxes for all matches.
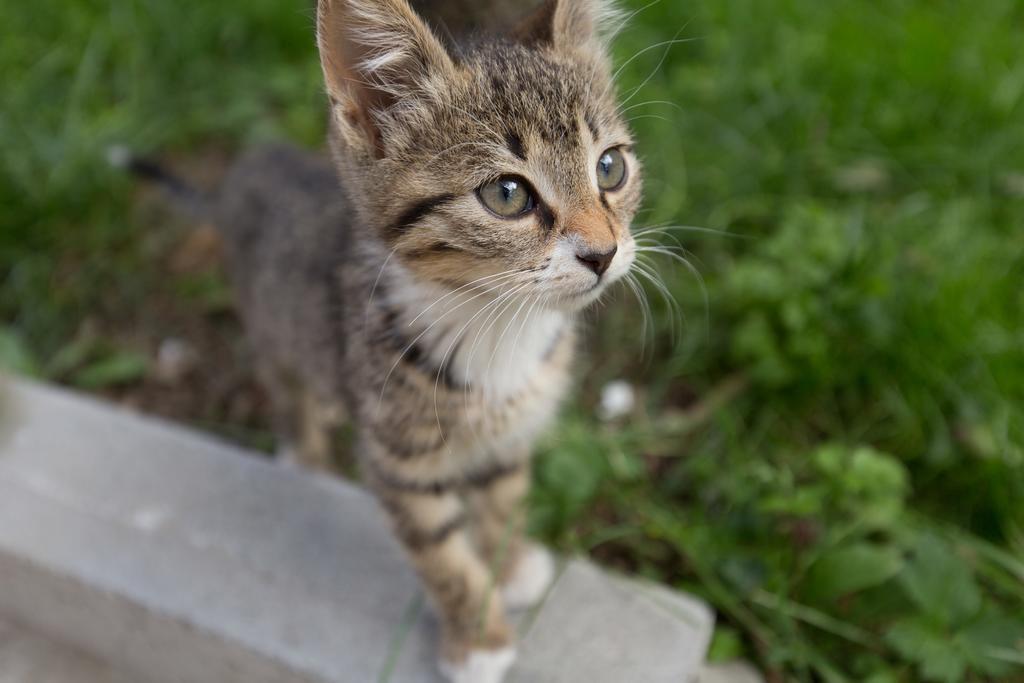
[576,245,617,277]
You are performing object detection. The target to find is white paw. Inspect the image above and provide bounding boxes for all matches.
[439,646,516,683]
[502,545,555,610]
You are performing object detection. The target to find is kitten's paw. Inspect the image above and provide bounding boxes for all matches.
[502,544,555,610]
[439,646,516,683]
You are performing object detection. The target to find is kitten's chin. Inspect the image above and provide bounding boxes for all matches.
[548,280,611,312]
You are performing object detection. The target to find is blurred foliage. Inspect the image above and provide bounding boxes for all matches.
[535,0,1024,679]
[2,0,1023,680]
[0,0,324,358]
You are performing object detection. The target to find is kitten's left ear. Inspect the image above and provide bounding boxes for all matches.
[317,0,457,155]
[513,0,622,59]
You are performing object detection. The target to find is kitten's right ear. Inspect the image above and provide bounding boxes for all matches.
[514,0,622,58]
[317,0,456,156]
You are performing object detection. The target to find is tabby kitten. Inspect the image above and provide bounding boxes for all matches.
[217,0,643,679]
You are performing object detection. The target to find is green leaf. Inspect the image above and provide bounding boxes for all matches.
[804,542,904,603]
[0,328,41,376]
[862,671,901,683]
[46,335,97,379]
[845,447,909,500]
[536,432,604,509]
[959,611,1024,676]
[707,625,745,662]
[886,616,966,683]
[71,351,148,389]
[719,556,767,597]
[899,534,982,626]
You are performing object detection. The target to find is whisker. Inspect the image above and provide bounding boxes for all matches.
[635,236,687,253]
[432,282,532,441]
[622,114,671,126]
[633,260,683,344]
[632,223,746,239]
[431,287,520,443]
[607,0,661,38]
[627,114,670,125]
[619,22,694,107]
[462,281,529,383]
[618,99,686,116]
[491,292,542,396]
[479,289,538,414]
[423,140,500,166]
[408,269,523,327]
[612,36,701,83]
[365,246,398,326]
[635,243,707,272]
[460,286,531,428]
[636,245,696,264]
[638,249,710,341]
[377,274,527,410]
[463,289,536,437]
[623,272,653,358]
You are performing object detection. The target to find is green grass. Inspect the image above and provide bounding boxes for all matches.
[2,1,1023,680]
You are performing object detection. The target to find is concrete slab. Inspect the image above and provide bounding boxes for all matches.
[511,561,712,683]
[0,376,713,682]
[0,618,136,683]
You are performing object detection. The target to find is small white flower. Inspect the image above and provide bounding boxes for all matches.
[599,380,635,421]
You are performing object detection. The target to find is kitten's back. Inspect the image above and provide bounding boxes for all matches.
[215,144,351,400]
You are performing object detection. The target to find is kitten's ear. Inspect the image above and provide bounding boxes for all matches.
[317,0,456,155]
[514,0,621,56]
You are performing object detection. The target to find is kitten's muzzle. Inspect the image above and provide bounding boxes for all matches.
[576,244,617,277]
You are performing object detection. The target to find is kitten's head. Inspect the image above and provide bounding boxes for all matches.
[318,0,641,311]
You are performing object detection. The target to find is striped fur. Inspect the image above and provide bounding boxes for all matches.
[214,1,644,679]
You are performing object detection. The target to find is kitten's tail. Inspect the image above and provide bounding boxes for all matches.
[106,145,210,220]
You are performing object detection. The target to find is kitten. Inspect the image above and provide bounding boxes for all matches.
[215,0,643,680]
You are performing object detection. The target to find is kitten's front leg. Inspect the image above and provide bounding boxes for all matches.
[467,459,555,610]
[366,458,514,682]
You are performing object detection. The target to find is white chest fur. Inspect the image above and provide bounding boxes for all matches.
[387,274,567,401]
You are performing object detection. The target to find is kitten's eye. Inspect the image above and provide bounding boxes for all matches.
[596,148,627,191]
[477,176,535,218]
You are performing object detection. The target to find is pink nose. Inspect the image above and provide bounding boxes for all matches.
[576,245,617,277]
